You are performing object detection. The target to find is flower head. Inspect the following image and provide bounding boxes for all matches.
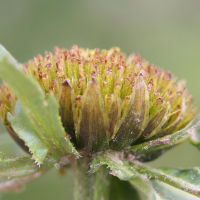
[0,46,196,154]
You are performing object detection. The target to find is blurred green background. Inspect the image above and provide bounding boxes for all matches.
[0,0,200,199]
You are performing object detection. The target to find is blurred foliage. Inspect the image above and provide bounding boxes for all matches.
[0,0,200,199]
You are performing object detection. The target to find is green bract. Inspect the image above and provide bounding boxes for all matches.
[0,44,200,199]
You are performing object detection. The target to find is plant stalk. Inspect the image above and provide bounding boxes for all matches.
[72,156,110,200]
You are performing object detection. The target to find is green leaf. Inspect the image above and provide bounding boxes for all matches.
[91,151,200,199]
[128,114,200,155]
[129,161,200,198]
[90,151,157,200]
[189,125,200,150]
[0,154,52,178]
[0,44,79,162]
[153,192,174,200]
[7,100,49,164]
[152,180,200,200]
[0,153,54,193]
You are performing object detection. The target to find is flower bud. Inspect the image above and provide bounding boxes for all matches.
[0,46,196,155]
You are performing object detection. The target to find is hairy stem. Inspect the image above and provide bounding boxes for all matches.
[72,156,110,200]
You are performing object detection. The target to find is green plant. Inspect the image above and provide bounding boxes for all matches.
[0,44,200,199]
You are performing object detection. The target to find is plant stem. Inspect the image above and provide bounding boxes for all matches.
[72,156,110,200]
